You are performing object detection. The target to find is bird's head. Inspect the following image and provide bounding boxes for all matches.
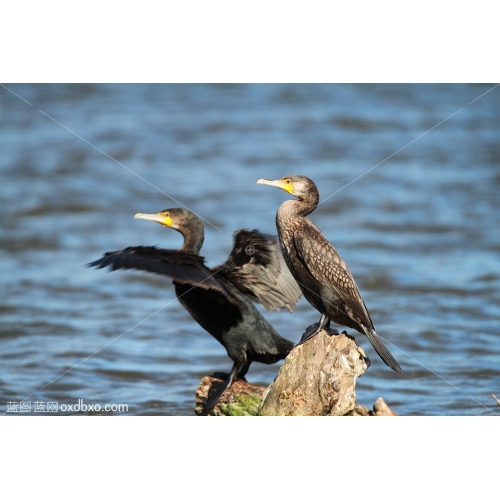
[257,175,318,202]
[134,208,205,253]
[135,209,175,228]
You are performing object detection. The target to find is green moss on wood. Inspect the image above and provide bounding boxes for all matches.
[219,394,262,416]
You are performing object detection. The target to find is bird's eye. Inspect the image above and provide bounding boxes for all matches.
[286,179,291,184]
[165,212,170,217]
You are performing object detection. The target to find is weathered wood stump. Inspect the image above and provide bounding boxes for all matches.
[195,375,265,416]
[260,329,369,415]
[195,329,397,416]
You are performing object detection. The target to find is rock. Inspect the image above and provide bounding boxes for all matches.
[372,397,398,416]
[350,405,372,416]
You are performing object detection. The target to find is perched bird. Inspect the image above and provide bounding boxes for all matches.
[88,208,301,410]
[257,175,403,373]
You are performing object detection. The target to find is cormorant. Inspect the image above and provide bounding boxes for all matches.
[257,175,403,373]
[88,208,301,410]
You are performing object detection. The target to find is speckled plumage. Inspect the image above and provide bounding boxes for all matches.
[258,175,403,373]
[88,208,299,410]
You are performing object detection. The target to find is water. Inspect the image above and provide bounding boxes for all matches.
[1,83,499,416]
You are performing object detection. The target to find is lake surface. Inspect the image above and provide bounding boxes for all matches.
[1,83,499,416]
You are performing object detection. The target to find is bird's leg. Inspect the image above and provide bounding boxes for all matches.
[237,362,251,381]
[205,361,241,412]
[297,313,330,346]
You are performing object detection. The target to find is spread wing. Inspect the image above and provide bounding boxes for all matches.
[87,245,233,300]
[292,219,374,328]
[216,229,302,312]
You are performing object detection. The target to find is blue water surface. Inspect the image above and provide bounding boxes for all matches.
[1,83,499,416]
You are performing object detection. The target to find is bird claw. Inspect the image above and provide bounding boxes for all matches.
[299,322,320,344]
[305,322,319,331]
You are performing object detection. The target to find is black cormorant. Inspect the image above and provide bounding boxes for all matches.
[88,208,301,410]
[257,175,403,373]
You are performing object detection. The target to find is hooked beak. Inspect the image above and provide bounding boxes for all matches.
[134,213,173,227]
[257,178,294,194]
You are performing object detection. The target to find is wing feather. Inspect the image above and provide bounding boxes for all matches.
[88,245,232,299]
[218,229,302,312]
[292,220,373,327]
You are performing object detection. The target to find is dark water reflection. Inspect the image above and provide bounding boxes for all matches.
[1,84,499,416]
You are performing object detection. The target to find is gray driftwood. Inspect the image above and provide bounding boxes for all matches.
[195,329,397,416]
[260,329,370,415]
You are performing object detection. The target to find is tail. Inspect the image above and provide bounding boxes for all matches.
[278,337,295,358]
[362,326,403,374]
[270,334,295,360]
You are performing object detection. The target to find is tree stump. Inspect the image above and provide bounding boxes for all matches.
[195,329,398,416]
[195,375,265,416]
[259,329,369,416]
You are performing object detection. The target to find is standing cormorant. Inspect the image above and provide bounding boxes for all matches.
[88,208,301,410]
[257,175,403,373]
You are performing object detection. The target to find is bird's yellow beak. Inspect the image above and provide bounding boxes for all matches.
[257,178,294,195]
[134,212,173,227]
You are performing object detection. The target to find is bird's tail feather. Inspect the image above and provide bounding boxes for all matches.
[363,326,403,374]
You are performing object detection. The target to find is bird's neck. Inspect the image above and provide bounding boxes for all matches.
[179,229,204,254]
[277,198,317,223]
